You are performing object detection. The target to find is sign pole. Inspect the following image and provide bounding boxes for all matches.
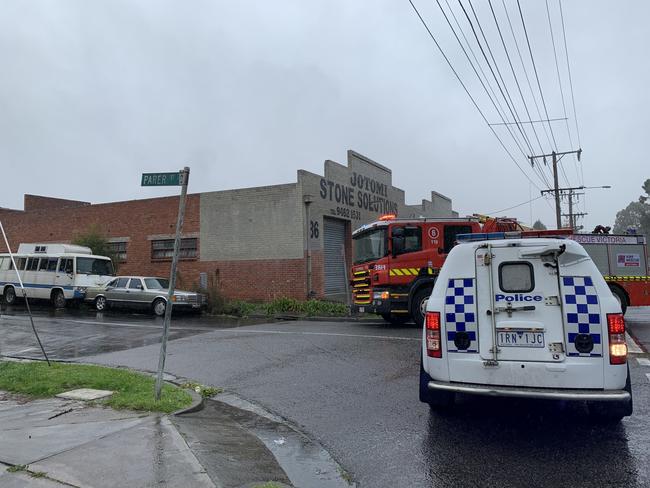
[154,167,190,401]
[0,221,50,365]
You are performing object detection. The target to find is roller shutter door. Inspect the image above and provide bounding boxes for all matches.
[323,217,347,297]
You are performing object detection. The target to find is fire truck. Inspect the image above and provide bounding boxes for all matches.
[568,233,649,314]
[350,214,523,326]
[351,214,650,325]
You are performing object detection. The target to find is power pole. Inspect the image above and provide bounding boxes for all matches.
[530,149,582,229]
[541,184,610,231]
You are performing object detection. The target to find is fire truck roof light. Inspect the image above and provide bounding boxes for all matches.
[379,213,397,221]
[456,231,572,243]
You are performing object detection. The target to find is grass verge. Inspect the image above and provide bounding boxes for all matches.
[0,361,192,413]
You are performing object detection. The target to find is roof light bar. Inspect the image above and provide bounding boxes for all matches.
[456,230,571,243]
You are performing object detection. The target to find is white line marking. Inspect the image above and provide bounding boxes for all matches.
[626,333,643,354]
[0,315,419,342]
[1,315,211,331]
[646,373,650,384]
[638,358,650,367]
[205,328,420,342]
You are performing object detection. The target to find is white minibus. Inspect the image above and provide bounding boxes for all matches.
[0,243,115,308]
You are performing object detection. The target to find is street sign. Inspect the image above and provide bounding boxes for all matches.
[141,172,184,187]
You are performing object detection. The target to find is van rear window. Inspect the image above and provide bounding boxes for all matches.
[499,262,534,292]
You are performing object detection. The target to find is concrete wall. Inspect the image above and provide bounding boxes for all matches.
[200,183,303,261]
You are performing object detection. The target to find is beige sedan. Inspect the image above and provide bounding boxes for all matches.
[85,276,205,316]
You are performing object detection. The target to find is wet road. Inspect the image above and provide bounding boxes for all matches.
[1,306,649,487]
[0,305,268,359]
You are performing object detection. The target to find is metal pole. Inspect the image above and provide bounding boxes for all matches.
[154,167,189,401]
[303,196,313,298]
[568,190,574,231]
[0,221,50,365]
[552,151,562,229]
[341,243,351,314]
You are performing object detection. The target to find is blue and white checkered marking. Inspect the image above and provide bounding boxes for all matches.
[561,276,602,357]
[444,278,478,353]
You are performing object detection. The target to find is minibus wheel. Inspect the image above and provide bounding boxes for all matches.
[3,286,17,305]
[52,290,66,309]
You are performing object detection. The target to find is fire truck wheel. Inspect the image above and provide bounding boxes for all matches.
[381,313,410,325]
[609,286,628,315]
[411,287,432,328]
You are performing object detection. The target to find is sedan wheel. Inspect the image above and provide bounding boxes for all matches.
[153,298,167,317]
[95,296,107,311]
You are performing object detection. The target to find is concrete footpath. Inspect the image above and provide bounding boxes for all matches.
[0,390,351,488]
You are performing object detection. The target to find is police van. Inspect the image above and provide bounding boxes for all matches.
[420,232,633,421]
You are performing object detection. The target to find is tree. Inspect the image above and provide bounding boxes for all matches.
[613,179,650,236]
[72,225,119,271]
[532,220,547,230]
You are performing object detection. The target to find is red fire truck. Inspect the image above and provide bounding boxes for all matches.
[569,233,650,314]
[351,216,650,325]
[350,214,523,326]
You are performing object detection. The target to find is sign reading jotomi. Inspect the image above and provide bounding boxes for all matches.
[318,175,398,218]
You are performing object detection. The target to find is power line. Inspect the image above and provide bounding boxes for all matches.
[405,0,542,191]
[545,0,574,187]
[443,0,509,130]
[500,0,553,150]
[461,0,536,156]
[486,194,544,215]
[487,0,544,155]
[558,0,583,185]
[517,0,558,153]
[434,0,529,160]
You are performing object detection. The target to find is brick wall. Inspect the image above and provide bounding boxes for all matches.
[0,194,321,302]
[24,194,90,212]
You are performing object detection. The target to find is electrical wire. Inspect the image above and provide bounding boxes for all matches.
[406,0,543,191]
[501,0,553,150]
[435,0,530,161]
[486,194,544,215]
[460,0,536,156]
[487,0,544,155]
[558,0,583,185]
[517,0,558,152]
[545,0,572,187]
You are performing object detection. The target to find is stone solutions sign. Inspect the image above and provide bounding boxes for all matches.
[319,172,398,221]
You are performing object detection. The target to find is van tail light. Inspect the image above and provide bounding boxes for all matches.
[607,313,627,365]
[425,311,442,358]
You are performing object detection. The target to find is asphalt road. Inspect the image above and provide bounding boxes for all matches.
[1,307,649,488]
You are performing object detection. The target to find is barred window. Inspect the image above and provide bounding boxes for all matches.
[151,238,198,260]
[109,241,128,262]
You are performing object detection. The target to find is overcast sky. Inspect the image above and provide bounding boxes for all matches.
[0,1,647,230]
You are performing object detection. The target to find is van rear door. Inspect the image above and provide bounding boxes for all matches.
[476,242,567,363]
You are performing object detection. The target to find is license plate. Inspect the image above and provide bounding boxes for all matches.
[497,331,545,348]
[358,307,365,313]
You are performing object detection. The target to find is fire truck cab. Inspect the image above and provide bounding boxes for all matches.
[351,215,522,326]
[351,217,482,326]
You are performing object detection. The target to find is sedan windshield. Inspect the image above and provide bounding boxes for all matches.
[353,228,387,264]
[144,278,170,290]
[76,258,114,276]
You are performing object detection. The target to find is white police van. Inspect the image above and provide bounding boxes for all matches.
[420,231,633,421]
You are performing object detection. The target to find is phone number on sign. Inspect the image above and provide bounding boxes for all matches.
[335,207,361,220]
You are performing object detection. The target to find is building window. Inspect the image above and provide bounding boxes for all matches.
[109,241,128,262]
[151,238,198,260]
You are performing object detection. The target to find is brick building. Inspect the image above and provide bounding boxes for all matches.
[0,150,458,302]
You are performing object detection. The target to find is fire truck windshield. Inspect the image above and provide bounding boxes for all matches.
[353,228,387,264]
